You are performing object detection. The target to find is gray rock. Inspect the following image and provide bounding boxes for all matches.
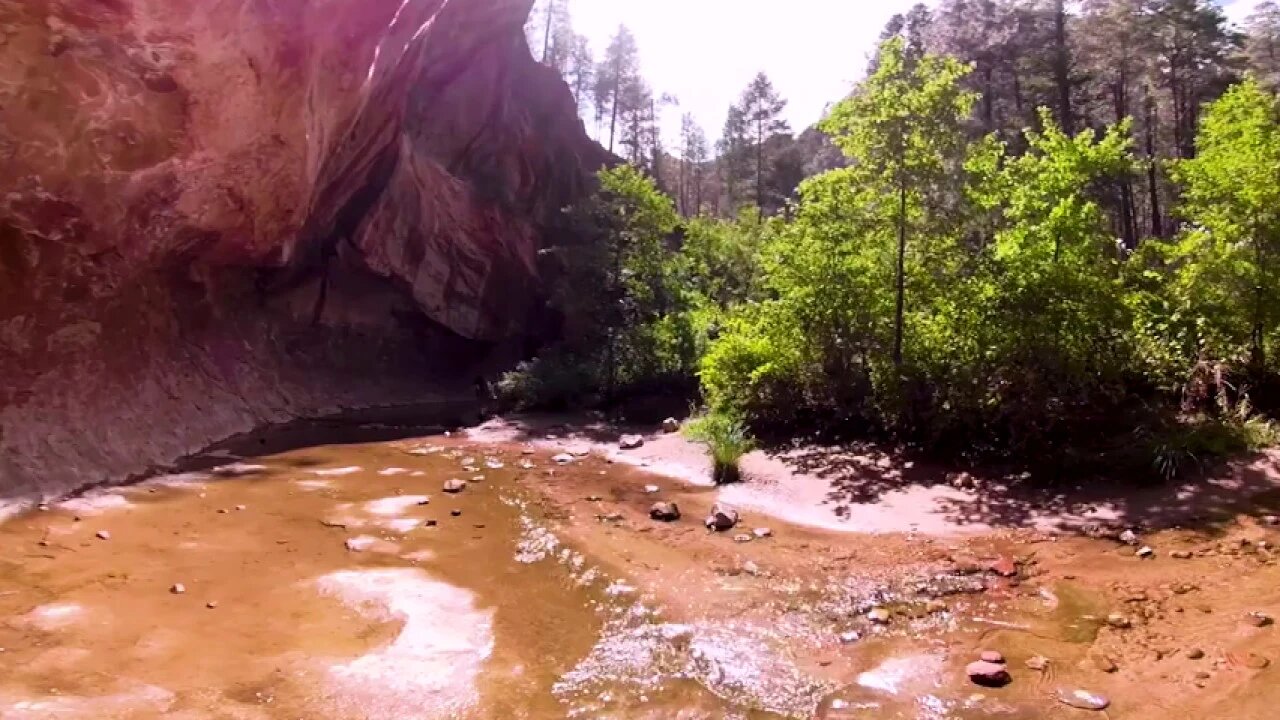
[1055,688,1110,711]
[1119,529,1139,546]
[649,502,681,522]
[704,503,739,531]
[619,435,645,450]
[966,660,1011,687]
[662,417,680,433]
[170,583,186,595]
[552,453,575,464]
[443,479,467,493]
[980,650,1005,664]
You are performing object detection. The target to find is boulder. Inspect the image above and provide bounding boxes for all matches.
[966,660,1011,687]
[704,503,739,531]
[442,479,467,494]
[649,502,681,522]
[620,435,645,450]
[662,417,680,433]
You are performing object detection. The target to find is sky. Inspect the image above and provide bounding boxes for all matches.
[567,0,1264,149]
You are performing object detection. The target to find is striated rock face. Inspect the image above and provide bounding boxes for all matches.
[0,0,608,499]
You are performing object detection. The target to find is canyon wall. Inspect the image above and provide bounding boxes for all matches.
[0,0,608,499]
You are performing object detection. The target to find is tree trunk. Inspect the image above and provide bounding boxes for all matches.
[1145,89,1163,238]
[608,83,619,154]
[1053,0,1074,134]
[893,177,907,368]
[756,118,765,219]
[542,0,553,65]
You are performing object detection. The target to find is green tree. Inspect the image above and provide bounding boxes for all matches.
[1245,2,1280,92]
[1168,77,1280,370]
[594,26,641,154]
[819,37,976,366]
[735,73,791,217]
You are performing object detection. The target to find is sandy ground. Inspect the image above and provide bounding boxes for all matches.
[468,414,1280,536]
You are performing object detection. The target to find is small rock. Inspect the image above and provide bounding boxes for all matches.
[704,503,739,532]
[1195,671,1211,680]
[417,498,431,506]
[830,699,851,710]
[601,512,624,522]
[552,453,575,464]
[1119,529,1139,546]
[1090,654,1118,673]
[1055,688,1110,711]
[1171,550,1192,559]
[619,435,645,450]
[649,502,681,522]
[1107,613,1132,629]
[1244,653,1270,669]
[989,556,1018,577]
[644,484,660,494]
[1026,656,1051,671]
[217,508,229,514]
[867,607,892,624]
[450,509,463,517]
[743,560,761,576]
[981,650,1005,664]
[1263,515,1279,526]
[839,630,861,644]
[966,660,1012,687]
[170,583,186,595]
[1136,546,1155,559]
[1186,648,1205,660]
[206,601,218,609]
[443,479,467,494]
[753,527,773,539]
[926,599,949,614]
[95,530,111,540]
[661,417,680,433]
[586,495,604,502]
[235,505,247,511]
[424,519,438,527]
[1246,612,1273,628]
[733,534,753,543]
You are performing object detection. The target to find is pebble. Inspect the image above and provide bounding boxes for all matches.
[839,630,861,644]
[1119,529,1139,546]
[1244,653,1270,669]
[206,601,219,609]
[1136,546,1155,559]
[424,519,438,527]
[1186,648,1205,660]
[1246,612,1273,627]
[1107,613,1132,629]
[980,650,1005,664]
[966,660,1011,687]
[649,502,681,522]
[1026,656,1051,671]
[95,530,111,540]
[1091,654,1118,673]
[867,607,892,624]
[1055,688,1110,711]
[733,534,753,543]
[1171,550,1192,559]
[451,509,463,517]
[753,527,773,539]
[170,583,186,595]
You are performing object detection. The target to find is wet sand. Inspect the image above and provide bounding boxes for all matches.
[0,417,1277,718]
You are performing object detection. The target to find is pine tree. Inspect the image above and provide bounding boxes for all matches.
[735,73,791,217]
[717,106,751,216]
[1245,2,1280,91]
[594,26,641,154]
[679,113,710,216]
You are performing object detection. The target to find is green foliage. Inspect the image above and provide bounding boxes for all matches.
[684,411,757,484]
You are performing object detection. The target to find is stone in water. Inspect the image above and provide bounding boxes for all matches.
[704,503,739,531]
[649,502,681,522]
[966,660,1011,687]
[619,435,645,450]
[1055,688,1110,711]
[443,479,467,493]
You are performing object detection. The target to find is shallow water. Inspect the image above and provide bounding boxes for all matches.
[3,423,1277,719]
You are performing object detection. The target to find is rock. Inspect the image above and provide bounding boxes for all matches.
[1195,671,1211,680]
[839,630,861,644]
[1107,613,1132,629]
[234,505,247,511]
[981,650,1005,664]
[570,447,591,457]
[416,498,431,506]
[867,607,892,624]
[1090,654,1118,673]
[966,660,1012,687]
[1119,529,1139,546]
[704,504,739,532]
[1136,546,1155,559]
[1246,612,1274,627]
[585,495,604,502]
[925,599,949,614]
[753,527,773,539]
[644,484,660,494]
[1171,550,1192,559]
[619,435,645,450]
[601,512,623,522]
[1026,656,1051,671]
[442,479,467,494]
[742,560,761,576]
[1244,653,1270,669]
[1186,648,1205,660]
[649,502,681,522]
[662,417,680,433]
[95,530,111,540]
[1055,688,1111,711]
[552,454,575,464]
[733,534,753,543]
[1264,515,1280,526]
[450,509,463,517]
[170,583,186,594]
[989,556,1018,578]
[206,601,219,609]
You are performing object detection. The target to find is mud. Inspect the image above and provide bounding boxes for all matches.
[1,417,1278,718]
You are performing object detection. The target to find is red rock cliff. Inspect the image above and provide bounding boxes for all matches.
[0,0,608,499]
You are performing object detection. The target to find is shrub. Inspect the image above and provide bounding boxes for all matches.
[685,412,757,484]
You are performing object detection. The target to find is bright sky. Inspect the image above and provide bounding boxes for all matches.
[571,0,1263,148]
